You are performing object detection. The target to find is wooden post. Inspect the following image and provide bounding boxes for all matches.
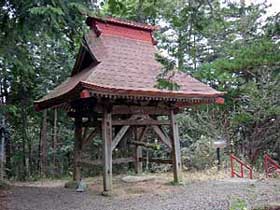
[134,127,143,174]
[73,116,82,182]
[102,108,113,193]
[170,109,182,183]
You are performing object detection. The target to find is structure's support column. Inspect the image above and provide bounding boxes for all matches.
[73,116,83,182]
[170,110,182,183]
[135,145,142,174]
[102,109,113,193]
[134,127,143,174]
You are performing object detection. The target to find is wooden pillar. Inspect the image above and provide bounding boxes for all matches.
[170,109,182,183]
[102,108,113,193]
[73,116,82,182]
[134,127,143,174]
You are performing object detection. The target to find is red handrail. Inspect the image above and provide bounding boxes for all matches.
[230,154,253,179]
[264,154,280,178]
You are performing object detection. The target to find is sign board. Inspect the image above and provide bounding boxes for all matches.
[213,140,226,148]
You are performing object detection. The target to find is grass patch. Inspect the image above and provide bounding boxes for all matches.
[253,204,280,210]
[230,198,248,210]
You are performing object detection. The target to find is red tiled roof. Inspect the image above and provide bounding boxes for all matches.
[35,17,224,110]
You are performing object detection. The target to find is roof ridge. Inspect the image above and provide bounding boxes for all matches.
[87,16,158,31]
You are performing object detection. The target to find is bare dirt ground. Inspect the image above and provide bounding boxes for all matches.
[1,172,280,210]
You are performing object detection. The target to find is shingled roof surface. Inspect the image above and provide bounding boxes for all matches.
[35,17,223,110]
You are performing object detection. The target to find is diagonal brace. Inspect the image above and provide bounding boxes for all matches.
[151,125,172,149]
[111,125,130,151]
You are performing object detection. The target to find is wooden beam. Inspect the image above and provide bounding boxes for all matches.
[170,109,182,183]
[79,157,134,166]
[68,111,99,118]
[78,104,177,116]
[112,105,171,115]
[82,120,100,128]
[151,125,172,149]
[139,157,172,164]
[111,125,130,151]
[130,141,159,149]
[112,117,170,126]
[102,109,113,192]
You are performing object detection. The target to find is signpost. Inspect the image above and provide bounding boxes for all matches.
[213,139,226,171]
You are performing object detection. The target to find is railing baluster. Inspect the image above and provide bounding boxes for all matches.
[230,154,252,179]
[264,154,280,178]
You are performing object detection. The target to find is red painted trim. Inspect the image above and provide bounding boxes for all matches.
[80,89,90,98]
[86,16,158,31]
[80,81,224,99]
[230,154,253,179]
[215,97,224,104]
[91,20,153,43]
[264,154,280,178]
[86,17,156,43]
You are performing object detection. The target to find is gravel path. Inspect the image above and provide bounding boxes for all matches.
[1,177,280,210]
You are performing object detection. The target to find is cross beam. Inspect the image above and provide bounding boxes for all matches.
[112,118,170,126]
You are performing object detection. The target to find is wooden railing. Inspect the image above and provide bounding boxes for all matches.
[230,154,253,179]
[264,154,280,178]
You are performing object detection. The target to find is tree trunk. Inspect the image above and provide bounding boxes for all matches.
[136,0,144,22]
[52,108,58,175]
[21,105,28,180]
[0,117,5,180]
[40,110,48,177]
[177,30,185,71]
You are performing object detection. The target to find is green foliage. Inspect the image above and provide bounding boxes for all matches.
[29,5,64,16]
[0,0,95,179]
[230,198,248,210]
[182,135,216,170]
[102,0,160,22]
